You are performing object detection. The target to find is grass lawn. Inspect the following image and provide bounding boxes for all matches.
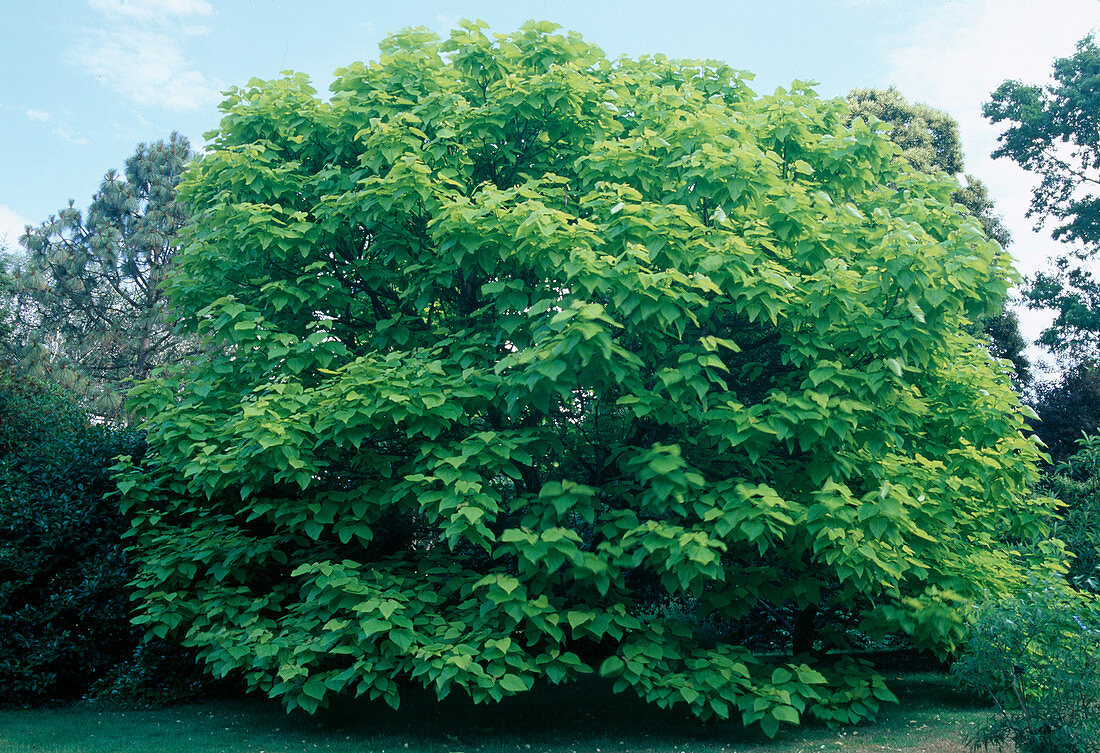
[0,673,992,753]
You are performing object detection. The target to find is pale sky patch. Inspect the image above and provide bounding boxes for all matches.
[25,108,89,145]
[75,28,221,111]
[77,0,218,110]
[88,0,212,21]
[0,205,30,249]
[885,0,1100,362]
[51,123,91,146]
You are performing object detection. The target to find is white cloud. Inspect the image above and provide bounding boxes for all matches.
[0,205,30,250]
[88,0,212,21]
[884,0,1100,362]
[77,0,218,110]
[24,108,89,145]
[75,28,221,111]
[51,123,91,146]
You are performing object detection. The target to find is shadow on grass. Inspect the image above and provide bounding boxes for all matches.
[889,672,987,710]
[305,671,987,750]
[0,672,992,753]
[302,675,757,750]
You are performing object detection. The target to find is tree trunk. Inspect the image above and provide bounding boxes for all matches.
[792,604,818,656]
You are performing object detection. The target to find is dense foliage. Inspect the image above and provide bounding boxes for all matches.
[846,87,1028,387]
[118,22,1057,737]
[0,250,18,354]
[1027,363,1100,464]
[1042,433,1100,591]
[954,583,1100,753]
[0,365,142,703]
[10,134,193,421]
[986,34,1100,362]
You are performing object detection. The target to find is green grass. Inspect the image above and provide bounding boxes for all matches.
[0,673,992,753]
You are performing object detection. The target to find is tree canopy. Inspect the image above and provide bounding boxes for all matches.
[118,21,1057,737]
[986,34,1100,361]
[10,134,193,421]
[847,87,1027,386]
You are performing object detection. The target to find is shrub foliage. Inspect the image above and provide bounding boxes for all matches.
[1043,434,1100,591]
[118,22,1056,736]
[0,366,142,703]
[954,584,1100,753]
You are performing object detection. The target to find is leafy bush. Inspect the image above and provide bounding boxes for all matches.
[953,583,1100,752]
[118,21,1056,736]
[86,636,241,709]
[1044,434,1100,591]
[0,366,142,703]
[0,365,217,706]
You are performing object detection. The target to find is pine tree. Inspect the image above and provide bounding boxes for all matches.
[11,133,193,421]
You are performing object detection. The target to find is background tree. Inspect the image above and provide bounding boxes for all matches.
[985,35,1100,454]
[11,134,193,421]
[1043,433,1100,592]
[119,22,1057,737]
[986,34,1100,256]
[1027,363,1100,463]
[847,87,1029,386]
[0,249,18,359]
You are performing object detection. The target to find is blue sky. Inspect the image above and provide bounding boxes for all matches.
[3,0,1099,355]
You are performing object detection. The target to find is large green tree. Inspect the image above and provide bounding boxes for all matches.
[118,22,1057,737]
[847,87,1029,386]
[11,134,192,421]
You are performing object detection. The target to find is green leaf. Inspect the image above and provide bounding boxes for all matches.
[759,715,781,738]
[772,705,800,724]
[599,656,626,677]
[499,674,528,692]
[303,676,327,700]
[360,618,390,637]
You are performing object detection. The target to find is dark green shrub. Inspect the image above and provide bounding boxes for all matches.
[86,636,243,708]
[0,366,140,703]
[953,583,1100,753]
[1027,364,1100,464]
[1045,434,1100,592]
[0,366,204,705]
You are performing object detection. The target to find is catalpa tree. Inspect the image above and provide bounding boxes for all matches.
[117,21,1059,737]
